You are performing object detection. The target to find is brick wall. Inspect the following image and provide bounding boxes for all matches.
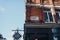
[26,6,44,23]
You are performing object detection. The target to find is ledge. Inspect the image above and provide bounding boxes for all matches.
[24,23,60,28]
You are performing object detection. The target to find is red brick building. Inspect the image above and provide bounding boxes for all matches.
[24,0,60,40]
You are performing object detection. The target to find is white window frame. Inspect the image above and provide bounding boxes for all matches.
[43,11,60,23]
[43,11,55,23]
[56,11,60,23]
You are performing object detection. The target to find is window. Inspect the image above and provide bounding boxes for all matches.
[56,12,60,23]
[43,12,48,22]
[52,28,58,40]
[43,11,55,23]
[52,28,57,33]
[55,9,60,23]
[43,8,55,23]
[48,13,53,22]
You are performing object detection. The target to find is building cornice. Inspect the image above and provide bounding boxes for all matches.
[26,3,60,8]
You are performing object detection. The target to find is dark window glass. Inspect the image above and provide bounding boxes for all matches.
[48,13,53,22]
[43,12,48,21]
[52,28,58,40]
[56,13,60,20]
[55,9,60,21]
[52,28,57,33]
[43,12,54,22]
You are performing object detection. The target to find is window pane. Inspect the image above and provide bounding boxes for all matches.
[52,28,57,33]
[53,37,58,40]
[56,13,60,21]
[52,29,58,40]
[48,13,53,22]
[43,12,48,22]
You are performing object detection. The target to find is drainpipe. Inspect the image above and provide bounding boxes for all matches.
[48,0,57,23]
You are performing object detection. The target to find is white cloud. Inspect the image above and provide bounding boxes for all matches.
[0,6,5,13]
[1,8,5,12]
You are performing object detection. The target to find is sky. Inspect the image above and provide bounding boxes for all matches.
[0,0,25,40]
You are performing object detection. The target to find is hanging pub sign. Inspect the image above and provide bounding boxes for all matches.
[13,32,21,39]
